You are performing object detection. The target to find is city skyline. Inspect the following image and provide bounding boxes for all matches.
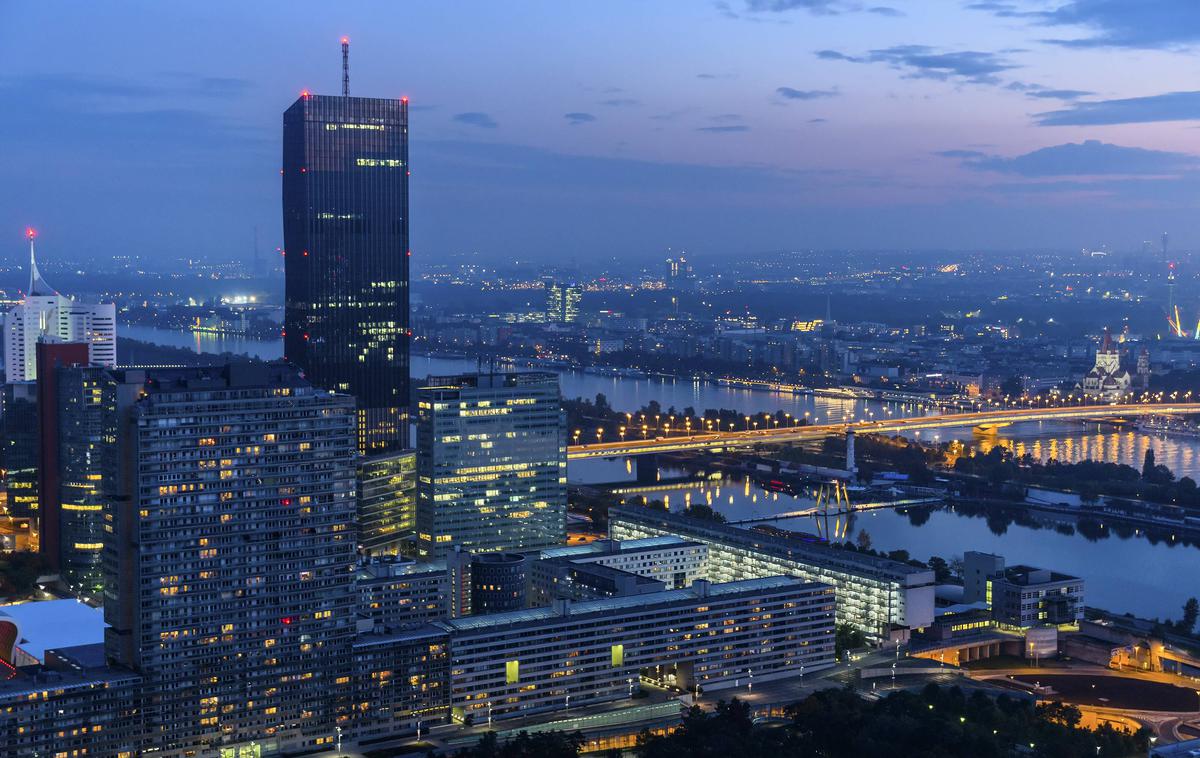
[4,5,1200,756]
[3,2,1200,265]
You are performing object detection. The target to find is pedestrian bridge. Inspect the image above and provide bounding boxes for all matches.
[566,402,1200,460]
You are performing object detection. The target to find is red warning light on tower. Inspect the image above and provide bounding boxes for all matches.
[26,227,37,240]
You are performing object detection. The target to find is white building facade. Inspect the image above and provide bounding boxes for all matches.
[3,233,116,381]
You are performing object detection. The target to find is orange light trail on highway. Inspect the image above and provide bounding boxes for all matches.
[565,403,1200,460]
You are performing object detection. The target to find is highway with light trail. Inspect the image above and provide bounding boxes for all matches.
[566,402,1200,460]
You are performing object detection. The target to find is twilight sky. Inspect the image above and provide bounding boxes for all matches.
[3,0,1200,265]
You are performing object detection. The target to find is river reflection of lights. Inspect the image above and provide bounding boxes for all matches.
[966,428,1200,479]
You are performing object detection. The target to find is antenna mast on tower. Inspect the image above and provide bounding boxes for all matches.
[341,37,350,96]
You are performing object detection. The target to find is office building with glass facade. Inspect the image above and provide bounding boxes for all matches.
[283,93,410,453]
[415,373,566,559]
[37,344,113,596]
[357,448,417,554]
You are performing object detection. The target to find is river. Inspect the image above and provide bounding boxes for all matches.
[126,331,1200,619]
[122,330,1200,479]
[586,461,1200,620]
[122,324,284,361]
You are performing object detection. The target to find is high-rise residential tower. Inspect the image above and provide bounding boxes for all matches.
[282,85,410,453]
[102,364,358,756]
[416,373,567,559]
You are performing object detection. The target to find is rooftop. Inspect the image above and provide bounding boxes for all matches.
[0,599,105,663]
[436,575,827,634]
[421,371,559,391]
[1004,565,1081,585]
[114,363,313,394]
[610,506,933,582]
[534,535,696,561]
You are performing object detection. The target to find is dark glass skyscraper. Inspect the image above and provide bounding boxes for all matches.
[283,93,410,452]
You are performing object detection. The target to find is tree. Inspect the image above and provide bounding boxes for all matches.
[0,551,51,599]
[927,555,953,584]
[1000,375,1024,397]
[855,529,872,551]
[835,623,867,658]
[1143,448,1156,480]
[454,729,584,758]
[1180,597,1199,635]
[1079,484,1100,506]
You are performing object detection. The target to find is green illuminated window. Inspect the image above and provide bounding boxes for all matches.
[506,660,519,684]
[611,644,624,667]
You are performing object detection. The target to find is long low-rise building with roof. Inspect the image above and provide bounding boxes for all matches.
[433,575,835,724]
[607,506,935,639]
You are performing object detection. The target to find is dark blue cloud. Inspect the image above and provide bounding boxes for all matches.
[1035,91,1200,125]
[1006,81,1092,100]
[0,74,261,149]
[817,45,1017,85]
[867,6,905,16]
[963,2,1039,18]
[696,125,751,133]
[1046,0,1200,48]
[453,112,498,129]
[599,98,641,107]
[564,112,596,125]
[1025,88,1094,100]
[971,0,1200,49]
[743,0,841,12]
[936,149,989,159]
[0,73,253,103]
[776,86,839,100]
[816,50,857,61]
[946,140,1200,176]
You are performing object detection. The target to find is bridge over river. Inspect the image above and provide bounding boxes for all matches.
[566,403,1200,460]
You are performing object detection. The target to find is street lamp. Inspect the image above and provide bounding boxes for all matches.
[573,429,581,445]
[627,677,634,698]
[335,726,342,755]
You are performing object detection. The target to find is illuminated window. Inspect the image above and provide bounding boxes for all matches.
[505,660,519,684]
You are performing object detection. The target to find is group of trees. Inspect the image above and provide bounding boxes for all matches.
[952,445,1200,510]
[821,433,944,485]
[836,534,956,583]
[1152,596,1200,640]
[636,685,1147,757]
[0,551,50,599]
[643,499,726,523]
[425,685,1149,758]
